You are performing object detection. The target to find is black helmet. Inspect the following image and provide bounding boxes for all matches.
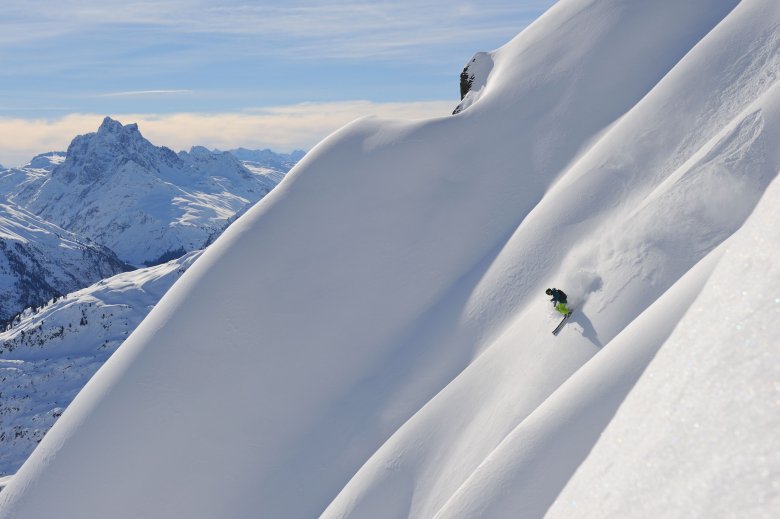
[545,288,552,295]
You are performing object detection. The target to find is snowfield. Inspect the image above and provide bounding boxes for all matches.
[1,0,779,517]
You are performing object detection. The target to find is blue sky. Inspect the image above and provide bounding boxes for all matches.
[0,0,555,166]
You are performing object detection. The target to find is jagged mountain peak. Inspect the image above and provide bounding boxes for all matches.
[58,117,181,184]
[97,116,137,135]
[80,116,146,152]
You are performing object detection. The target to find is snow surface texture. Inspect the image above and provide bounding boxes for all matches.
[0,251,201,475]
[546,155,780,518]
[2,0,779,517]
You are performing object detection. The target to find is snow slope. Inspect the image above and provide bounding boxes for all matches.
[545,148,780,518]
[0,251,201,476]
[0,201,128,323]
[2,0,779,517]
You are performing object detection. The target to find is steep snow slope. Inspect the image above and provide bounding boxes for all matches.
[325,0,778,515]
[546,155,780,519]
[427,245,725,519]
[0,201,128,323]
[2,1,778,518]
[11,118,282,266]
[0,251,201,476]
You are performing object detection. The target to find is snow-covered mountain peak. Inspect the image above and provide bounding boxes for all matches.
[227,147,307,170]
[184,145,212,157]
[57,116,180,185]
[93,117,147,148]
[97,115,136,135]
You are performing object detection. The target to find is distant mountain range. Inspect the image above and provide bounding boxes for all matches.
[0,117,300,476]
[5,118,292,267]
[0,118,299,321]
[226,147,305,171]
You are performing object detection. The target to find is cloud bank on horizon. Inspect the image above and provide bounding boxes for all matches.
[0,0,555,166]
[0,101,456,167]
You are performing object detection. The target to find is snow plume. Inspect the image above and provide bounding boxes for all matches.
[559,265,603,311]
[2,1,779,518]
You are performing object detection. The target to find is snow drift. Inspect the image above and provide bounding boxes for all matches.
[2,0,778,517]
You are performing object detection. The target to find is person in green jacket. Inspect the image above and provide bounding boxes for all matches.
[546,288,572,316]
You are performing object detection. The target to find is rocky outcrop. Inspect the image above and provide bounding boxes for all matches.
[453,52,494,114]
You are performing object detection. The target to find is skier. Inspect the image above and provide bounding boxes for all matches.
[546,288,571,316]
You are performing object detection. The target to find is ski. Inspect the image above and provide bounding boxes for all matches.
[552,311,573,336]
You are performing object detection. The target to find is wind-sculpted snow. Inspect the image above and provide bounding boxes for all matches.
[2,0,779,517]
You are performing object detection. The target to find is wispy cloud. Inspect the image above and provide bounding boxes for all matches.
[97,90,194,98]
[1,1,555,61]
[0,100,455,167]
